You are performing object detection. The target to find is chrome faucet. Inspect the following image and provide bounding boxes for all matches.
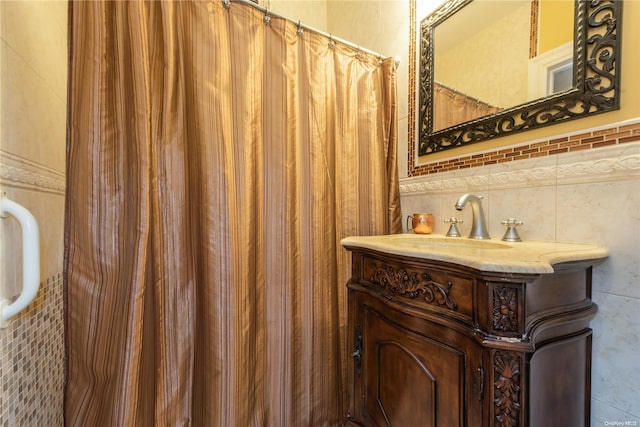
[455,193,491,239]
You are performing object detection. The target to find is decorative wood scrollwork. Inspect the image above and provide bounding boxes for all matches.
[493,351,522,427]
[492,286,519,333]
[370,266,457,310]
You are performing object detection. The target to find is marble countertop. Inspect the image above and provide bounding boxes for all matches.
[340,234,609,274]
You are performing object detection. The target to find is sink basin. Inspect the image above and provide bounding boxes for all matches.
[388,234,511,250]
[341,233,609,274]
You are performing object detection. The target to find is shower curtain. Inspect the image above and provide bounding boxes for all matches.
[64,1,401,426]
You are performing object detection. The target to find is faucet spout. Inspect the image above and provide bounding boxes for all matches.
[455,193,491,239]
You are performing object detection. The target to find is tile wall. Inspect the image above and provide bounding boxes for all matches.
[400,123,640,424]
[0,1,67,426]
[0,275,65,426]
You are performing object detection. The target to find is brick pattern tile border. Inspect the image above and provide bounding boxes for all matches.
[407,122,640,177]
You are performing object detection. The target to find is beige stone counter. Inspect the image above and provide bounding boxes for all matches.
[341,234,609,274]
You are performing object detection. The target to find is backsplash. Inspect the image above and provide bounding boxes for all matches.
[400,123,640,424]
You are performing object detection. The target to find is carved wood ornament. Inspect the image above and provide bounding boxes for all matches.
[370,266,457,310]
[492,286,519,333]
[493,350,522,427]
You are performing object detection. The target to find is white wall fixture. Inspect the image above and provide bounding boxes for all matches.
[1,196,40,327]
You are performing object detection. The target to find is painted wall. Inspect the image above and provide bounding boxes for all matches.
[0,1,67,425]
[538,0,573,54]
[270,0,327,30]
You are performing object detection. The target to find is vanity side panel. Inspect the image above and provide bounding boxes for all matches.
[524,264,597,344]
[528,331,593,427]
[526,266,591,316]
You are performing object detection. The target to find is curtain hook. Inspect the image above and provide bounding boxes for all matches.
[356,45,361,59]
[378,54,383,66]
[264,9,271,24]
[328,34,335,49]
[296,20,303,36]
[222,0,230,9]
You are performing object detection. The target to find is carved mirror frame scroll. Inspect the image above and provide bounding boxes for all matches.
[418,0,622,156]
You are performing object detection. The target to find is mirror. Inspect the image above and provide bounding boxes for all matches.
[417,0,622,155]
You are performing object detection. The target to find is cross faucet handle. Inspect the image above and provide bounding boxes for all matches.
[444,217,463,237]
[501,218,523,242]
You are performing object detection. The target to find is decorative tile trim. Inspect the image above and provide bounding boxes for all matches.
[0,150,65,195]
[408,121,640,177]
[529,0,539,59]
[407,0,416,174]
[557,153,640,180]
[401,139,640,195]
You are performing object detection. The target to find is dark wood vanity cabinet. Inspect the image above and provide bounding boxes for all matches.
[344,247,599,427]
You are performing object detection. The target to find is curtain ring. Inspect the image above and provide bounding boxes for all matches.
[264,9,271,24]
[356,45,361,59]
[297,20,303,36]
[222,0,230,9]
[328,34,335,49]
[378,55,383,66]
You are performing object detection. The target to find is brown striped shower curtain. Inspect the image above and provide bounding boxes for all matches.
[64,1,401,425]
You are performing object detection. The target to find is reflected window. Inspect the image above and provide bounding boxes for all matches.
[549,59,573,95]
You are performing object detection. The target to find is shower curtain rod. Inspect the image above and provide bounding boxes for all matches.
[227,0,400,67]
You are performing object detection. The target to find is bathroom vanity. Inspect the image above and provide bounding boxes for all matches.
[341,234,608,427]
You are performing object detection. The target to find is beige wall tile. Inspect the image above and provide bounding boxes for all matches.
[1,1,68,100]
[1,45,66,173]
[591,292,640,417]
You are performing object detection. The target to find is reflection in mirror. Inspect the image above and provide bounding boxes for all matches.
[432,0,574,132]
[418,0,622,155]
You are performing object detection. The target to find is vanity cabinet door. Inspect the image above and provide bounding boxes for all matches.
[351,290,483,427]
